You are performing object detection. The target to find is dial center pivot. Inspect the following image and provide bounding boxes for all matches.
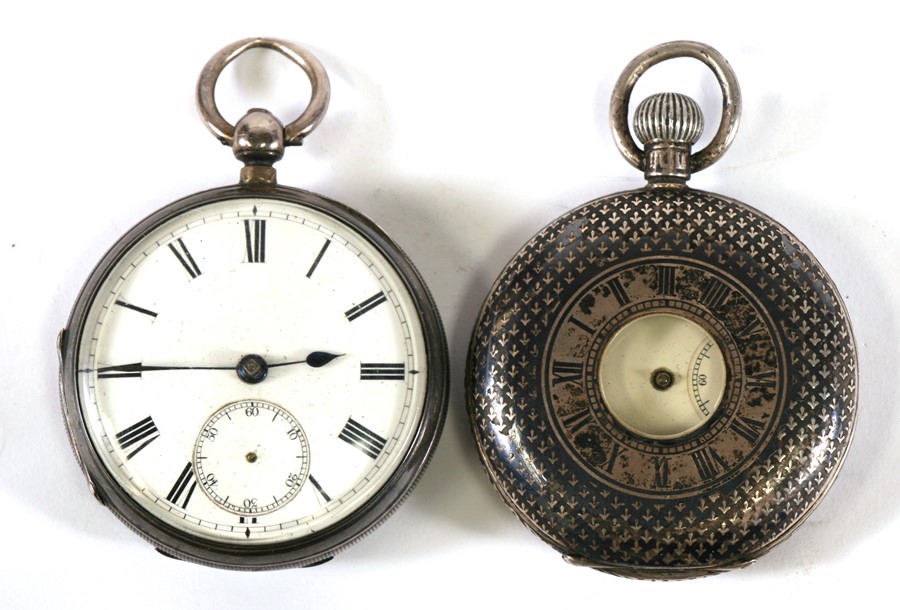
[651,368,674,391]
[237,353,268,384]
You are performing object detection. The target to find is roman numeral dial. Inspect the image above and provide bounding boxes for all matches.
[306,239,330,278]
[360,363,406,380]
[345,292,387,321]
[114,300,158,319]
[604,277,630,306]
[167,462,198,509]
[339,418,388,460]
[244,219,266,263]
[552,360,583,385]
[699,278,730,310]
[656,265,676,296]
[115,416,160,459]
[70,196,439,550]
[169,237,202,279]
[544,260,784,497]
[691,446,729,481]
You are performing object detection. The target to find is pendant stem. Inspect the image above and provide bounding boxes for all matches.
[233,108,284,185]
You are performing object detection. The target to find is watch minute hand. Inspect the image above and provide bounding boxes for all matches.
[92,362,234,376]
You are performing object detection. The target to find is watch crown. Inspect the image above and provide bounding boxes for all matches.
[633,92,704,146]
[633,92,703,184]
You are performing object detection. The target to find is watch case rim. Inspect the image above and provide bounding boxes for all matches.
[59,182,450,570]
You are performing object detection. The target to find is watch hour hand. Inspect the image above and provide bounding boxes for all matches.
[269,351,344,369]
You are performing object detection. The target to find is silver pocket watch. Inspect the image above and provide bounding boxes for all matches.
[58,38,449,569]
[467,41,857,578]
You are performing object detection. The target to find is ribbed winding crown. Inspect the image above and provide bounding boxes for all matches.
[632,92,703,184]
[633,92,703,146]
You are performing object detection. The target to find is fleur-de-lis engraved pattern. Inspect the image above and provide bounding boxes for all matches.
[467,187,857,579]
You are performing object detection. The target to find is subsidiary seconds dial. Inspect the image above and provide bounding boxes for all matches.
[194,400,311,516]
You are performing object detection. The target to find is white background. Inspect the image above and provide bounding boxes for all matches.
[2,2,897,607]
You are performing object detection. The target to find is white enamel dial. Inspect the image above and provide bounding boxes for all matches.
[72,194,431,546]
[598,313,727,439]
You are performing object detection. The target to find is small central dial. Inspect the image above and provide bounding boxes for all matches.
[194,400,311,515]
[598,313,727,440]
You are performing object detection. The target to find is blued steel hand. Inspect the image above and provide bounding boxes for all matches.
[89,351,343,376]
[269,351,343,368]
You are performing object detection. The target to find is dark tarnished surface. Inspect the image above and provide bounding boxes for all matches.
[467,186,857,578]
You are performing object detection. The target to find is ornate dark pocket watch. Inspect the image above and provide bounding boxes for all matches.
[58,38,448,569]
[467,41,857,578]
